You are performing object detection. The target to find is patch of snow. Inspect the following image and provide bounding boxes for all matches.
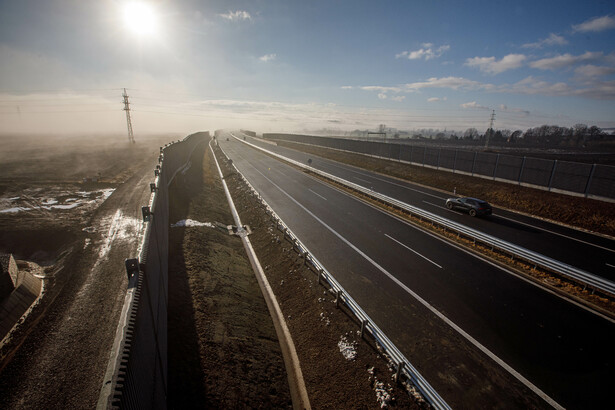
[97,210,141,260]
[171,219,214,228]
[320,312,330,326]
[100,188,115,201]
[83,238,91,250]
[46,203,81,210]
[338,334,357,360]
[0,207,32,213]
[8,196,21,201]
[374,380,393,408]
[42,198,58,205]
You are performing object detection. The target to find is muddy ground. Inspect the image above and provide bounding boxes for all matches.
[168,143,422,409]
[0,133,177,408]
[0,134,176,265]
[276,141,615,237]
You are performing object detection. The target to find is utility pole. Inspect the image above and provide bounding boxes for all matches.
[122,88,135,144]
[485,109,495,149]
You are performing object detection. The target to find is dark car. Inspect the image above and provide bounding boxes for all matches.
[445,197,492,217]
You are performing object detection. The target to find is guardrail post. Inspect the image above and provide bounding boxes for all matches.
[360,320,368,338]
[395,361,405,382]
[335,290,342,308]
[471,151,477,176]
[493,154,500,180]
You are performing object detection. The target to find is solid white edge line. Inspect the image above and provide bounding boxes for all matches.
[385,233,443,269]
[246,161,564,410]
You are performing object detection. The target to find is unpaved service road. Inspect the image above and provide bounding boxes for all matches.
[0,134,174,409]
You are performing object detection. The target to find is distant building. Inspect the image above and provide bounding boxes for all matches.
[0,253,17,300]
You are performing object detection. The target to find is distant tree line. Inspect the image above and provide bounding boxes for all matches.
[345,124,614,149]
[458,124,614,148]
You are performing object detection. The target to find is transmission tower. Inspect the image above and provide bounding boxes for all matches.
[485,109,495,149]
[122,88,135,144]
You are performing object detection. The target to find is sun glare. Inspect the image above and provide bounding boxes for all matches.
[123,1,157,36]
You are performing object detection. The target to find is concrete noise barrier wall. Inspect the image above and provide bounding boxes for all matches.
[264,133,615,201]
[98,132,209,410]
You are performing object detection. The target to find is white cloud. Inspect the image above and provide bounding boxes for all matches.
[522,33,568,49]
[396,44,450,61]
[460,101,489,110]
[573,15,615,33]
[574,64,615,78]
[259,53,277,62]
[219,10,252,21]
[405,76,493,91]
[390,95,406,102]
[360,85,402,93]
[465,54,526,74]
[529,52,602,70]
[427,97,447,102]
[499,76,615,100]
[378,93,388,100]
[340,86,354,90]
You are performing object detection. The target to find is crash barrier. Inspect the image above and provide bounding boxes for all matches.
[263,134,615,202]
[218,139,450,410]
[235,134,615,298]
[98,132,209,410]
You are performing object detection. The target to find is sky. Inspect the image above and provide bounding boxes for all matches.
[1,0,614,137]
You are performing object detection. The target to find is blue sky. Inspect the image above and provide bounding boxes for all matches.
[1,0,614,135]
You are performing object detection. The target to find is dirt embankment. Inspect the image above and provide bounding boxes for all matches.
[277,141,615,237]
[168,145,292,408]
[168,143,421,409]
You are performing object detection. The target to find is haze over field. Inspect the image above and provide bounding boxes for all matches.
[0,0,614,135]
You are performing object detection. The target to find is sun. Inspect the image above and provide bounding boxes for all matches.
[123,1,157,36]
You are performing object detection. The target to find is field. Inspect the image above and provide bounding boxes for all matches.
[0,133,174,408]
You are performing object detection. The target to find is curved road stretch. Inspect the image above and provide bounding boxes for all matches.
[239,134,615,281]
[219,133,614,409]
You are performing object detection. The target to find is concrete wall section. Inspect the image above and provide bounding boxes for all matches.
[100,132,209,410]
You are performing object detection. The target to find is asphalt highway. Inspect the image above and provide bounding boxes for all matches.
[219,134,615,409]
[237,134,615,281]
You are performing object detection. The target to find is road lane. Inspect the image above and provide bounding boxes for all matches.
[220,135,615,408]
[237,133,615,280]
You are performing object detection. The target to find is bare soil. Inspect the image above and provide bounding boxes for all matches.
[0,133,175,408]
[276,141,615,237]
[168,143,293,408]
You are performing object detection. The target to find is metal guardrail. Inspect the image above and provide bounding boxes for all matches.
[218,139,451,410]
[232,134,615,298]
